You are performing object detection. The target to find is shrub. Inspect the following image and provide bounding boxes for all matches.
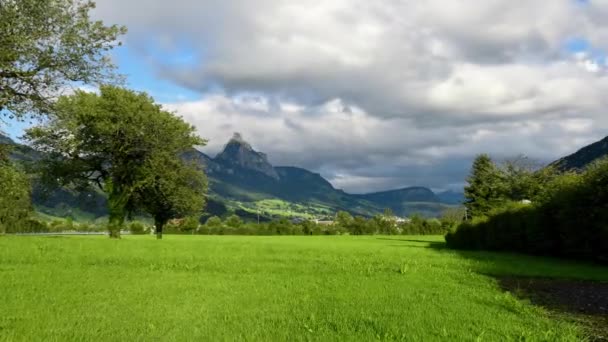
[447,158,608,263]
[6,218,49,233]
[128,221,147,235]
[180,216,200,234]
[0,163,31,234]
[204,216,223,228]
[197,225,211,235]
[224,215,242,229]
[49,219,68,232]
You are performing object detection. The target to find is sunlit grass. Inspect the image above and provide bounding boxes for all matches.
[1,235,606,341]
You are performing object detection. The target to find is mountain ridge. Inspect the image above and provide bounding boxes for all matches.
[2,132,461,219]
[550,135,608,171]
[191,134,458,217]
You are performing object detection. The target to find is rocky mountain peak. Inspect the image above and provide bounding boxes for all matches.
[214,133,279,180]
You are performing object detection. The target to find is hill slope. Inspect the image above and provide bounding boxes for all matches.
[2,132,456,219]
[191,134,454,218]
[550,135,608,171]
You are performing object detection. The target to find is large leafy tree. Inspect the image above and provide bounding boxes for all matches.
[25,86,206,237]
[133,157,207,239]
[500,155,557,202]
[464,154,506,218]
[0,0,126,119]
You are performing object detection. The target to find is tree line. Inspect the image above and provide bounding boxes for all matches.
[4,210,458,236]
[447,154,608,263]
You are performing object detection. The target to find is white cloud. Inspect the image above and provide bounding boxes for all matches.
[92,0,608,191]
[165,93,608,191]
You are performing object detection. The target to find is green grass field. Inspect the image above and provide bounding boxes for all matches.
[1,235,607,341]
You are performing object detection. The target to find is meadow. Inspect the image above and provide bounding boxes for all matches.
[1,235,607,341]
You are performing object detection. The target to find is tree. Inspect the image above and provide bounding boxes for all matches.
[205,216,223,228]
[350,216,371,235]
[500,155,551,202]
[225,214,243,229]
[374,208,397,234]
[25,86,205,237]
[440,207,466,230]
[0,0,126,119]
[133,158,207,239]
[464,154,506,218]
[0,160,31,234]
[335,211,353,229]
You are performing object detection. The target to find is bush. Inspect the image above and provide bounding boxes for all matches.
[399,215,449,235]
[49,219,69,232]
[6,218,49,233]
[203,216,222,229]
[224,215,242,229]
[180,216,200,234]
[447,158,608,263]
[0,162,32,234]
[128,221,148,235]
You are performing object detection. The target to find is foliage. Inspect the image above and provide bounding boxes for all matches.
[134,158,207,239]
[448,157,608,263]
[400,215,445,235]
[224,214,243,229]
[439,206,466,230]
[127,221,147,235]
[1,235,605,340]
[0,160,32,233]
[205,216,223,228]
[501,156,557,202]
[464,154,507,218]
[335,211,353,228]
[189,212,449,236]
[2,215,111,233]
[164,217,200,235]
[0,0,126,119]
[25,86,205,237]
[464,154,557,219]
[4,218,46,233]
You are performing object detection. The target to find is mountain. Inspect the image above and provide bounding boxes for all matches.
[1,133,108,220]
[352,187,447,218]
[436,190,465,205]
[2,132,458,220]
[214,133,279,179]
[355,187,439,204]
[0,134,41,161]
[191,134,457,218]
[550,135,608,171]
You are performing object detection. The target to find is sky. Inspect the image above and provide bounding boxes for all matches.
[6,0,608,193]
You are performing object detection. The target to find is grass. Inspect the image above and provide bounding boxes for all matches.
[1,235,607,341]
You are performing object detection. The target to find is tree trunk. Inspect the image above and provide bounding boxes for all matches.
[155,218,164,240]
[107,190,128,239]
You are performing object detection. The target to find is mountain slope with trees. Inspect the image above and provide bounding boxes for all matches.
[186,134,457,218]
[3,132,459,220]
[550,135,608,171]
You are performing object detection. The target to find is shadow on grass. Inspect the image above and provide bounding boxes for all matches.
[377,235,608,340]
[499,277,608,341]
[398,236,608,341]
[376,237,446,249]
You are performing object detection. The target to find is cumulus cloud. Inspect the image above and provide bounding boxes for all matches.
[166,94,606,192]
[92,0,608,192]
